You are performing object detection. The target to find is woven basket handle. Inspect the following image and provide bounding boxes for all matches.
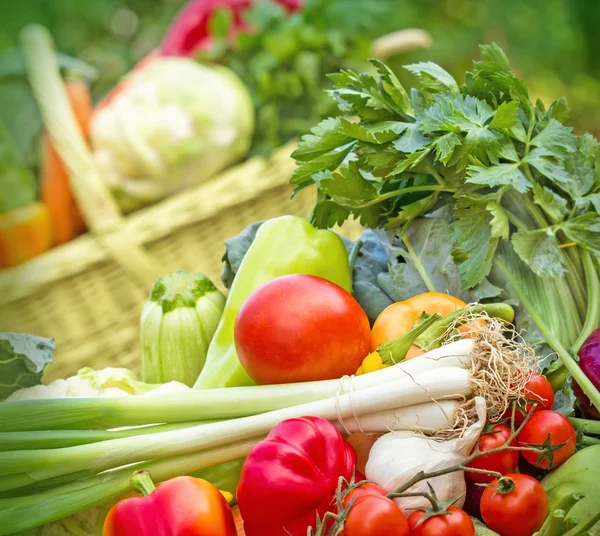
[21,25,167,289]
[371,28,433,60]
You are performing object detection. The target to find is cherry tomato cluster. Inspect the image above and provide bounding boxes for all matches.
[338,373,577,536]
[463,373,577,536]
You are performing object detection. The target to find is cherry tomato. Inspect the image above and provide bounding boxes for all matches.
[234,274,371,384]
[370,292,485,359]
[340,483,409,536]
[407,506,474,536]
[517,410,576,469]
[465,424,519,483]
[480,474,548,536]
[505,373,555,425]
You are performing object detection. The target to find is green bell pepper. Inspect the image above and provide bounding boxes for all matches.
[194,215,352,389]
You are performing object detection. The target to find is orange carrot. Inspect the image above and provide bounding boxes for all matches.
[40,78,92,245]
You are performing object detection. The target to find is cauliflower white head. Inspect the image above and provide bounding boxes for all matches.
[91,57,255,211]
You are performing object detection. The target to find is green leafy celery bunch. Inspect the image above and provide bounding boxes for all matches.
[291,44,600,411]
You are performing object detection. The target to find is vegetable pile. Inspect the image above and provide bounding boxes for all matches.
[1,22,600,536]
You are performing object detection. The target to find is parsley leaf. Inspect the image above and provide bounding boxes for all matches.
[530,119,577,159]
[489,101,520,130]
[466,163,529,193]
[404,62,459,94]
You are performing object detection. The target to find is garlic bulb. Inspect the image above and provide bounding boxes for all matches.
[365,396,487,513]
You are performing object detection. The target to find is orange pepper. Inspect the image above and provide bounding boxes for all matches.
[370,292,485,359]
[0,202,53,268]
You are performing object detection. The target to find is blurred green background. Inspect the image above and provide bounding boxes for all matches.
[1,0,599,169]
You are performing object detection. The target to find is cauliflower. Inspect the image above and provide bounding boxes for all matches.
[6,367,189,401]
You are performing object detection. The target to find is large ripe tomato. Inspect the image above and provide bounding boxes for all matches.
[517,410,576,469]
[480,474,548,536]
[407,506,474,536]
[505,373,555,425]
[341,483,409,536]
[465,424,519,483]
[234,274,371,384]
[370,292,484,359]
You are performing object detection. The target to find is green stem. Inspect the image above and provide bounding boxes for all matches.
[504,209,531,231]
[571,250,600,352]
[569,417,600,435]
[495,257,600,413]
[425,162,445,186]
[402,234,437,292]
[130,470,156,496]
[416,303,515,350]
[357,185,454,209]
[583,435,600,446]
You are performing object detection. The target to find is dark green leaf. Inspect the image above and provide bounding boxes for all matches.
[486,202,510,240]
[291,118,352,162]
[221,220,264,288]
[317,161,379,207]
[290,141,357,191]
[451,200,499,288]
[579,192,600,214]
[392,123,429,153]
[450,127,502,169]
[546,97,570,123]
[530,119,577,159]
[532,183,568,224]
[431,132,461,164]
[511,229,566,278]
[339,119,406,145]
[563,213,600,255]
[466,163,530,193]
[489,101,520,130]
[385,193,439,228]
[524,148,573,186]
[381,217,502,301]
[473,43,531,108]
[310,194,353,229]
[340,230,395,324]
[369,59,413,117]
[404,61,459,93]
[387,148,431,175]
[0,333,55,400]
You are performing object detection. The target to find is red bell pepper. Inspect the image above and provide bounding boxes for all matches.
[160,0,302,57]
[96,0,301,111]
[237,416,357,536]
[103,471,237,536]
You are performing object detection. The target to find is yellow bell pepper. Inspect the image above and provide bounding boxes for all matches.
[0,202,53,268]
[356,351,389,376]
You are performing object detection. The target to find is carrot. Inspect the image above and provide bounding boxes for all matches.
[40,78,92,245]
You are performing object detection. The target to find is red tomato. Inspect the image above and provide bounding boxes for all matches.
[234,274,371,384]
[505,373,555,425]
[480,474,548,536]
[407,506,474,536]
[517,410,576,469]
[341,483,409,536]
[465,424,519,483]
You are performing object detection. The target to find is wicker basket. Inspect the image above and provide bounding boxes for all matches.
[0,30,365,382]
[1,27,434,383]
